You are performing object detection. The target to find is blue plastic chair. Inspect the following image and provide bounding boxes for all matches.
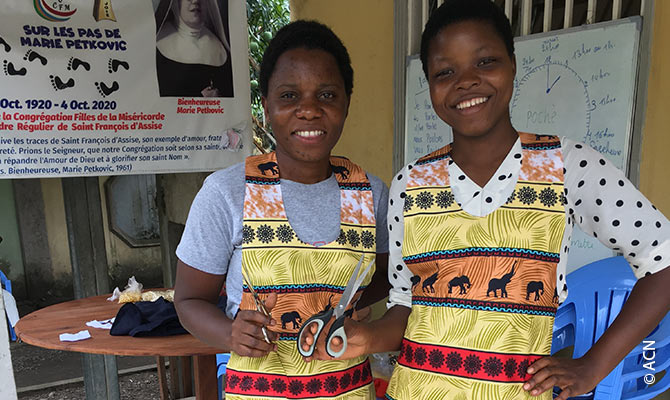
[217,353,231,400]
[0,269,17,341]
[551,256,670,399]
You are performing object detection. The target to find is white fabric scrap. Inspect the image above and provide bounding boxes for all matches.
[86,318,115,330]
[59,330,91,342]
[106,287,121,302]
[2,288,19,327]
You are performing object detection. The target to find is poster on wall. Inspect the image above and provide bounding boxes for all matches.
[0,0,252,178]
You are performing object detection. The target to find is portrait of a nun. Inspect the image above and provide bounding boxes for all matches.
[154,0,234,97]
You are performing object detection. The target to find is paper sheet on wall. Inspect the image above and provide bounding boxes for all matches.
[0,0,252,178]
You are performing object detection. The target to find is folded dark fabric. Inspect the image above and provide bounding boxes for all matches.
[110,297,187,337]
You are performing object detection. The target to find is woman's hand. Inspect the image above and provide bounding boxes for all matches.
[525,267,670,398]
[201,85,220,97]
[230,292,278,357]
[352,306,371,323]
[300,316,371,363]
[523,356,600,399]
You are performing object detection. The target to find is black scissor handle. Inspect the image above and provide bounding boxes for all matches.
[297,308,333,357]
[325,315,347,358]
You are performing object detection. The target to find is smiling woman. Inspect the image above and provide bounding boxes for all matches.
[426,19,517,172]
[296,2,670,400]
[173,20,391,400]
[262,47,349,182]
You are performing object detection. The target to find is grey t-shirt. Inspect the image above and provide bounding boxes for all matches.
[176,162,390,318]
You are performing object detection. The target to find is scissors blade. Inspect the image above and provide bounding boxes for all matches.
[240,263,272,344]
[333,255,375,318]
[241,264,269,316]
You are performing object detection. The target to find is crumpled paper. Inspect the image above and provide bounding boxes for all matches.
[59,330,91,342]
[107,276,143,303]
[140,290,174,302]
[86,318,115,330]
[107,276,174,303]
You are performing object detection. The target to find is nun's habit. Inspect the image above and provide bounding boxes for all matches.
[155,0,234,97]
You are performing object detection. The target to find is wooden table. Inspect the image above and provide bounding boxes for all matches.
[14,293,224,400]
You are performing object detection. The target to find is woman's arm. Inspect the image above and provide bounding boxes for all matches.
[355,304,411,355]
[525,266,670,399]
[174,260,278,357]
[356,252,390,309]
[527,139,670,398]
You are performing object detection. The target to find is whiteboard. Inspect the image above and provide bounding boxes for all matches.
[404,57,453,161]
[403,17,642,272]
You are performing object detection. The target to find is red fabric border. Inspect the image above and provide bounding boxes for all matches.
[397,339,543,383]
[225,360,373,398]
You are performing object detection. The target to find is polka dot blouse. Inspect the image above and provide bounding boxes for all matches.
[387,137,670,309]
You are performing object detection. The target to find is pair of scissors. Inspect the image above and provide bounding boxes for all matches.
[241,264,272,344]
[297,255,375,358]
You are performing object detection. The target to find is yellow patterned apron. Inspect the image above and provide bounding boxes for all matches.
[225,152,376,400]
[386,133,565,400]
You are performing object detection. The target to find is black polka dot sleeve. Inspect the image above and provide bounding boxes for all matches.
[386,164,414,309]
[563,138,670,278]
